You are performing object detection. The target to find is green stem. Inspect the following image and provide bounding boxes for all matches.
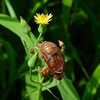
[37,32,42,41]
[30,86,42,100]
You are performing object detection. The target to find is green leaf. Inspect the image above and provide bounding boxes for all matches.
[0,14,36,54]
[82,64,100,100]
[28,53,38,68]
[5,0,17,18]
[57,78,80,100]
[0,14,29,37]
[0,38,17,100]
[42,79,57,91]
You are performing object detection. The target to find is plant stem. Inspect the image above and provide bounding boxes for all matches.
[37,32,42,41]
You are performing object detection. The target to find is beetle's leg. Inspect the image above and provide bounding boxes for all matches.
[40,67,49,77]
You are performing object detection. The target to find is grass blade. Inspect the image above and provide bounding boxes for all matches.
[82,64,100,100]
[57,78,80,100]
[5,0,17,18]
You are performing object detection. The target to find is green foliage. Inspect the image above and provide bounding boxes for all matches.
[0,0,100,100]
[82,64,100,100]
[57,78,80,100]
[4,0,17,18]
[0,38,16,100]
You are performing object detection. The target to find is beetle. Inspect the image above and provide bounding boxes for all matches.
[39,41,64,80]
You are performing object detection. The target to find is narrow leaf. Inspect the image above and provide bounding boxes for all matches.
[82,64,100,100]
[0,14,28,37]
[5,0,17,18]
[0,14,35,54]
[57,78,80,100]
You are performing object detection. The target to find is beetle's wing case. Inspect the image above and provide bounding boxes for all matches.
[48,53,64,74]
[40,41,58,55]
[39,41,64,80]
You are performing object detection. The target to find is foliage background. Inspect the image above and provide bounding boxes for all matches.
[0,0,100,100]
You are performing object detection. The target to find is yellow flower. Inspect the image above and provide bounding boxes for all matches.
[34,13,53,25]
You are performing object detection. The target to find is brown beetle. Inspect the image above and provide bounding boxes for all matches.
[39,41,64,80]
